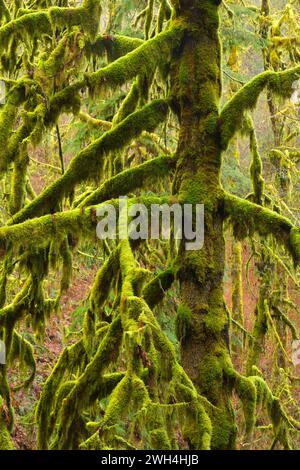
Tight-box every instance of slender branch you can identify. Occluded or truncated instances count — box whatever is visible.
[56,124,65,175]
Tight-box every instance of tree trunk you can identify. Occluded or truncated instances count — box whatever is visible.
[171,0,237,449]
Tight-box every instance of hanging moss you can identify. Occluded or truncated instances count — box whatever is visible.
[0,1,10,24]
[8,331,36,390]
[59,237,73,293]
[144,0,154,40]
[89,248,120,317]
[0,93,21,174]
[247,117,265,205]
[0,0,101,53]
[9,150,29,215]
[57,316,123,449]
[0,11,50,53]
[49,0,101,40]
[36,338,86,449]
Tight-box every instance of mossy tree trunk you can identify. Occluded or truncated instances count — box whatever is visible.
[170,0,236,449]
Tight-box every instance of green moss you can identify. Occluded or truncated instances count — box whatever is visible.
[0,0,10,23]
[56,238,72,293]
[246,284,269,375]
[0,11,50,53]
[86,34,144,62]
[57,316,123,449]
[249,375,294,449]
[0,0,101,53]
[144,0,154,40]
[8,331,36,390]
[0,397,14,450]
[175,304,192,344]
[248,120,265,204]
[9,150,29,215]
[89,248,120,317]
[36,339,86,449]
[234,374,256,437]
[40,34,69,78]
[112,80,140,126]
[49,0,101,40]
[290,227,300,265]
[0,97,20,174]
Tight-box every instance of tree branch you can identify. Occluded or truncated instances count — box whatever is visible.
[219,65,300,151]
[1,196,170,252]
[0,0,101,52]
[78,155,176,208]
[8,100,169,225]
[224,192,300,264]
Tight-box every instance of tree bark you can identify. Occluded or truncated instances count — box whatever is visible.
[170,0,237,449]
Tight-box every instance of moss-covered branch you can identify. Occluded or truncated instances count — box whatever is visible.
[224,193,300,264]
[142,268,175,309]
[37,19,185,129]
[0,0,101,53]
[219,65,300,151]
[0,196,170,253]
[85,34,144,62]
[78,155,175,208]
[0,0,10,23]
[86,19,186,92]
[8,100,169,225]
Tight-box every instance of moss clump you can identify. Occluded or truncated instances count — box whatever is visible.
[0,397,14,450]
[175,304,192,343]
